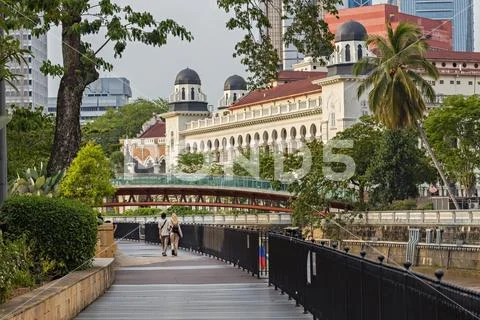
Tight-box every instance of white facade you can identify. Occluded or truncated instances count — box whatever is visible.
[159,21,480,172]
[5,29,48,110]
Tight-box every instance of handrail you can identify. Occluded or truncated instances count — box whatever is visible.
[269,232,480,319]
[105,213,292,225]
[112,175,290,192]
[351,210,480,225]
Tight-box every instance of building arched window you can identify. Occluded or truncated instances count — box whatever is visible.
[181,88,185,100]
[191,88,195,100]
[225,93,229,102]
[233,93,237,102]
[345,44,351,62]
[357,45,363,60]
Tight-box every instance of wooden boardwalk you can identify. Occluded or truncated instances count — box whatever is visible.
[76,241,312,320]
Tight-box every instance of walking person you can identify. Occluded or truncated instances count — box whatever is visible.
[169,213,183,256]
[158,213,170,256]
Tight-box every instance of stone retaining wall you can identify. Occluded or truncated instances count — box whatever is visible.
[0,258,115,320]
[342,240,480,271]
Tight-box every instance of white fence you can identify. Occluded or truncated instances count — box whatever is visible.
[353,210,480,225]
[106,213,292,225]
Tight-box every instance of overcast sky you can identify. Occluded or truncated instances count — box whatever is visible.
[47,0,246,105]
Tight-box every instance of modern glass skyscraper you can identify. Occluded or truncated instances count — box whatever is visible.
[348,0,372,8]
[397,0,473,52]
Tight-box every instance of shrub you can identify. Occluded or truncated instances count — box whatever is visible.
[0,234,35,304]
[123,208,163,216]
[387,199,418,210]
[59,142,115,207]
[0,196,98,277]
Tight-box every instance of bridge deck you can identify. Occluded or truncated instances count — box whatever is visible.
[76,241,311,320]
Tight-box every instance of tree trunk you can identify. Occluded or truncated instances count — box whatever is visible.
[416,122,460,210]
[47,18,98,175]
[358,184,365,205]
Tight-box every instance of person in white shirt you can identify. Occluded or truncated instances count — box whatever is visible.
[158,213,171,256]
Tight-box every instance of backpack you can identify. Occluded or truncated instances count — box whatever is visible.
[171,224,179,234]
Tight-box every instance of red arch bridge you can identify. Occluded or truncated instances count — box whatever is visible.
[102,175,352,213]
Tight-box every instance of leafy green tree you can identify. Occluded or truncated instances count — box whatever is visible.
[366,129,436,205]
[82,99,168,155]
[289,140,353,236]
[354,22,459,209]
[59,142,115,206]
[424,96,480,196]
[177,153,205,174]
[333,116,382,206]
[1,1,192,174]
[7,107,54,181]
[218,0,341,87]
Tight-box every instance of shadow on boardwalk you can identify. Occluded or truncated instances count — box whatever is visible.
[76,241,311,320]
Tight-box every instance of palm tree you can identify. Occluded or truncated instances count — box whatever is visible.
[353,22,460,209]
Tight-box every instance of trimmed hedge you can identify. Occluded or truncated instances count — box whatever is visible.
[0,196,98,276]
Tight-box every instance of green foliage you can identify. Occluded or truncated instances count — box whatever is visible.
[218,0,341,88]
[386,199,418,210]
[0,234,35,304]
[9,163,63,197]
[59,142,115,206]
[289,140,354,232]
[177,153,205,174]
[333,116,382,205]
[208,163,225,176]
[7,107,55,181]
[0,196,98,277]
[367,129,436,205]
[354,22,439,129]
[0,34,29,87]
[123,208,163,216]
[424,95,480,196]
[110,151,124,175]
[82,99,169,155]
[165,206,211,216]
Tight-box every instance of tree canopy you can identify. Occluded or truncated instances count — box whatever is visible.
[59,142,115,207]
[332,116,382,205]
[366,129,436,205]
[82,98,168,155]
[354,21,459,209]
[424,95,480,196]
[7,108,54,181]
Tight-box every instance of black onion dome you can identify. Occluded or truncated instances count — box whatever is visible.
[335,20,367,42]
[175,68,201,85]
[224,75,247,91]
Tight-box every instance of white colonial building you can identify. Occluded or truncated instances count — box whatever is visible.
[123,20,480,174]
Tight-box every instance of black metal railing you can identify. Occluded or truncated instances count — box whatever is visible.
[181,225,262,277]
[113,222,140,240]
[144,222,160,244]
[268,233,480,320]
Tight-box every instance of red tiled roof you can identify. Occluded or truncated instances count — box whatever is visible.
[139,120,166,138]
[229,75,325,110]
[426,51,480,62]
[277,70,327,82]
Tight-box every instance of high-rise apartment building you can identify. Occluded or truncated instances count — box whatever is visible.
[5,29,48,109]
[47,77,132,123]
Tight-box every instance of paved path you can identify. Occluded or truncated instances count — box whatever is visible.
[76,241,311,320]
